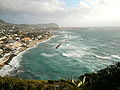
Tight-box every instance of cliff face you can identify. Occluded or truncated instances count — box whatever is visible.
[0,62,120,90]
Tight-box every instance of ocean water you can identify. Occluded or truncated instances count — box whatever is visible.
[0,27,120,80]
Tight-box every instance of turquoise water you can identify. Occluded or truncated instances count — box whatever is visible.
[1,28,120,80]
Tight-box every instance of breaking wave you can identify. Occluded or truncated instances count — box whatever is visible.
[41,53,57,57]
[93,54,111,60]
[111,55,120,59]
[62,51,87,58]
[0,52,23,77]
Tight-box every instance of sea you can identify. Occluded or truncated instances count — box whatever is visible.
[0,27,120,80]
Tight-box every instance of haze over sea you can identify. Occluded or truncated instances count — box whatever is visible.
[0,27,120,80]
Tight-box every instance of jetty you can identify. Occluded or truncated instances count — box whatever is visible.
[55,33,70,49]
[55,43,62,49]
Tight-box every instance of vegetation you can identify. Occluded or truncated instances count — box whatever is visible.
[79,62,120,90]
[0,62,120,90]
[0,77,79,90]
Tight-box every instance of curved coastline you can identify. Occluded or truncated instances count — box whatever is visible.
[0,35,55,77]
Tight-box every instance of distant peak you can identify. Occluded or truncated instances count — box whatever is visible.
[47,23,59,27]
[0,19,6,23]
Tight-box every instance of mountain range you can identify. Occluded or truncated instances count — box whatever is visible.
[0,19,59,33]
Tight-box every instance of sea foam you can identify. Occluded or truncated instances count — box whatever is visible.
[93,54,112,60]
[111,55,120,59]
[0,52,23,76]
[41,53,57,57]
[62,50,87,58]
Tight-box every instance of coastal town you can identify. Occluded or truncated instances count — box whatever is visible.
[0,19,59,67]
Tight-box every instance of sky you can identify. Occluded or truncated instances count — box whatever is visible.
[0,0,120,27]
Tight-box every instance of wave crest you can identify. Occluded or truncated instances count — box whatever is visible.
[41,53,57,57]
[111,55,120,59]
[62,51,87,58]
[93,54,111,60]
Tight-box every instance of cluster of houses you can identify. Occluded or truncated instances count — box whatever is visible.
[0,30,48,59]
[0,19,59,66]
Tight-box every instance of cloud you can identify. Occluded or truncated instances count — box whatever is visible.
[0,0,66,24]
[0,0,65,14]
[0,0,120,27]
[60,0,120,27]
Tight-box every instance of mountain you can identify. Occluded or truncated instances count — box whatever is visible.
[0,19,6,23]
[33,23,59,28]
[41,23,59,28]
[0,19,59,32]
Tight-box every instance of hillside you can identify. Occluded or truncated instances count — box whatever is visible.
[0,62,120,90]
[0,19,59,33]
[0,19,6,23]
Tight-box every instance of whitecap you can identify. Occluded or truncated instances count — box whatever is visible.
[93,54,111,60]
[17,70,24,74]
[62,51,87,58]
[41,53,57,57]
[66,44,71,47]
[65,44,77,49]
[111,55,120,59]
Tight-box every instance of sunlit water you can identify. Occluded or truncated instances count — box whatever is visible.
[0,27,120,80]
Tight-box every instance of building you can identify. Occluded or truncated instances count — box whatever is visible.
[0,49,3,55]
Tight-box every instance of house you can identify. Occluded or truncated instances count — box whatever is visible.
[0,49,3,54]
[16,37,20,41]
[38,35,42,40]
[22,37,31,42]
[0,36,7,40]
[6,41,22,49]
[8,40,16,43]
[0,41,3,44]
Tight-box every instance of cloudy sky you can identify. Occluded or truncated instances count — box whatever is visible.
[0,0,120,27]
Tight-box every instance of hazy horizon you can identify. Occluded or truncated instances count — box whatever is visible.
[0,0,120,27]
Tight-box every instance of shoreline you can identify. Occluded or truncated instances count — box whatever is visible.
[0,34,53,68]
